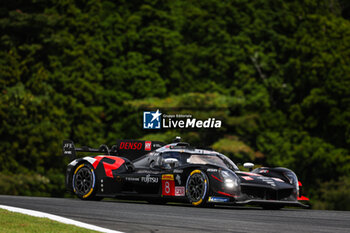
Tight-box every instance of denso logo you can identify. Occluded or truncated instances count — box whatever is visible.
[119,142,142,150]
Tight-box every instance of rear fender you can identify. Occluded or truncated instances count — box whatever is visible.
[65,158,85,192]
[65,156,127,192]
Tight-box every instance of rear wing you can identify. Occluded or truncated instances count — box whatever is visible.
[62,139,165,161]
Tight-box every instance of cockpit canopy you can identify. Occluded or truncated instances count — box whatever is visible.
[133,150,239,171]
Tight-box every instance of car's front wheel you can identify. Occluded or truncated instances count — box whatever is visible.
[73,163,101,201]
[186,170,209,207]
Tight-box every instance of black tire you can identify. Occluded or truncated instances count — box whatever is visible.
[72,163,99,200]
[186,170,209,207]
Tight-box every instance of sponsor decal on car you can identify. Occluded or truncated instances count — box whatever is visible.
[173,169,183,173]
[126,177,140,182]
[208,196,230,203]
[162,174,175,196]
[153,143,163,148]
[141,174,159,183]
[162,174,174,180]
[63,143,73,154]
[175,186,185,196]
[176,174,181,185]
[119,142,143,150]
[145,141,152,151]
[207,168,218,172]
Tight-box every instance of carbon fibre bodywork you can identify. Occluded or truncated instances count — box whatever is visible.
[64,140,309,208]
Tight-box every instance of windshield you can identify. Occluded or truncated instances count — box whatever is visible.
[187,153,239,171]
[217,153,239,171]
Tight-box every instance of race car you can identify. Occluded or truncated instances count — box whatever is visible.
[63,137,309,209]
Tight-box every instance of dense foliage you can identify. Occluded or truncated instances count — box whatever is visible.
[1,0,350,209]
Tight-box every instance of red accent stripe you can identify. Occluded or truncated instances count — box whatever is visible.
[92,156,103,169]
[298,196,309,201]
[211,174,223,182]
[298,181,302,187]
[92,156,125,178]
[217,191,234,197]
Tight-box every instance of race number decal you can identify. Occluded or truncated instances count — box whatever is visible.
[162,174,175,196]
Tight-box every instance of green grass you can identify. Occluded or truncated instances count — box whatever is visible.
[0,209,100,233]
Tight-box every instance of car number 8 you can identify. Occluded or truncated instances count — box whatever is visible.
[164,181,170,194]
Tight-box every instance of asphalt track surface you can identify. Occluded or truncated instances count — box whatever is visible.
[1,195,350,233]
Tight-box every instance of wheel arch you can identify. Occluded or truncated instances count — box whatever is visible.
[66,157,99,193]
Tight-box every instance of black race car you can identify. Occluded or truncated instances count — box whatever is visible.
[63,137,309,208]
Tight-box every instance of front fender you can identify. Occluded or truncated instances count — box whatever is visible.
[252,167,299,198]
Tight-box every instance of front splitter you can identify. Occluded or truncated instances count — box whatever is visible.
[235,199,309,208]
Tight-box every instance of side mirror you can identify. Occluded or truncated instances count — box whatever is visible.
[243,162,254,171]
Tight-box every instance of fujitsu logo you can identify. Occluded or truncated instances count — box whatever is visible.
[141,174,158,183]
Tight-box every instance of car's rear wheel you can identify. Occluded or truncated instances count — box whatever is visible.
[186,170,209,207]
[73,163,101,201]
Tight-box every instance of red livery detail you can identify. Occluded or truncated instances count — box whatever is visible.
[239,172,260,176]
[298,181,302,187]
[162,174,175,196]
[259,170,269,173]
[145,141,152,151]
[298,196,309,201]
[92,156,125,178]
[242,176,254,181]
[119,142,142,150]
[217,191,235,197]
[211,174,223,182]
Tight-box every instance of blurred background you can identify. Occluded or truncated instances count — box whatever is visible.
[1,0,350,210]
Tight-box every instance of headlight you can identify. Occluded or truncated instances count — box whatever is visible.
[221,170,239,189]
[284,171,299,196]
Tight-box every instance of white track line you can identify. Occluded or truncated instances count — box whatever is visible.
[0,205,124,233]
